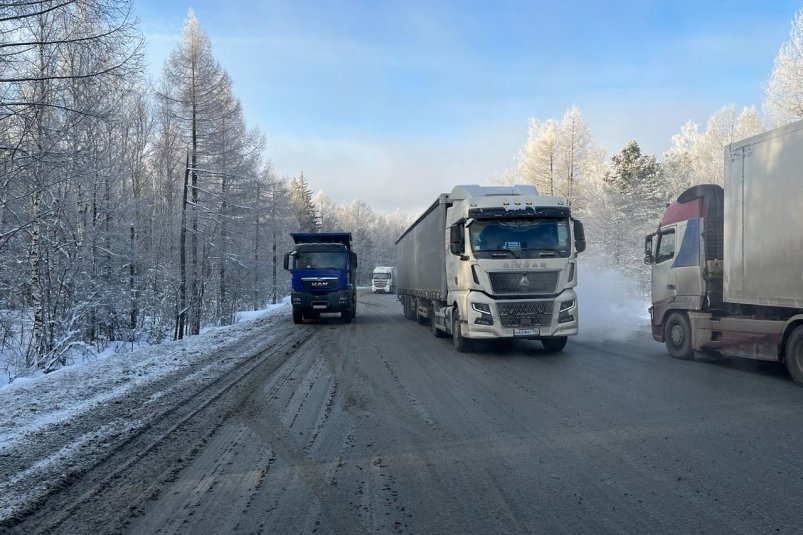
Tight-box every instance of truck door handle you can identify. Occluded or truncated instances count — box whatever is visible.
[667,284,676,290]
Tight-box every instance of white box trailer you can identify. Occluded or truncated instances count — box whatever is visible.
[725,121,803,309]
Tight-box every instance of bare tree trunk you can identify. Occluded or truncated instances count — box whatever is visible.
[129,224,136,339]
[190,63,200,335]
[272,225,277,305]
[176,150,189,340]
[253,182,260,310]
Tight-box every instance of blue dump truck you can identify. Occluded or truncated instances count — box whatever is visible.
[283,232,358,324]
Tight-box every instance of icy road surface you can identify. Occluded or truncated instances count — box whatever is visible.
[3,290,803,534]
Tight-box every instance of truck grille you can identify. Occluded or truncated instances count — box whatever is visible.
[497,302,554,328]
[301,277,338,290]
[374,281,387,287]
[488,271,559,295]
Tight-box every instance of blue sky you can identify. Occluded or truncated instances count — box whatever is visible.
[136,0,800,214]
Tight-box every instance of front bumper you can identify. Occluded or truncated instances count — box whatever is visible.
[291,288,353,313]
[463,290,578,340]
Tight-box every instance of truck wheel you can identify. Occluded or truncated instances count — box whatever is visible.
[292,310,303,324]
[664,312,693,360]
[343,309,353,324]
[785,326,803,385]
[452,310,471,353]
[541,337,567,352]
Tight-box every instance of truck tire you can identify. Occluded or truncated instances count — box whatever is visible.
[541,336,567,352]
[785,325,803,385]
[664,312,693,360]
[343,309,353,324]
[292,310,303,324]
[452,310,471,353]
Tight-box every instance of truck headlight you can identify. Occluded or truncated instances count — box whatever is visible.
[559,299,575,324]
[471,302,493,326]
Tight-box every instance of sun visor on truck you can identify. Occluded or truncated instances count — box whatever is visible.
[468,206,570,219]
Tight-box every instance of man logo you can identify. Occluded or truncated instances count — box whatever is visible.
[518,275,530,288]
[311,281,328,287]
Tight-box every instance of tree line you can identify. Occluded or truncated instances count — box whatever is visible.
[0,5,405,379]
[507,9,803,288]
[3,3,803,380]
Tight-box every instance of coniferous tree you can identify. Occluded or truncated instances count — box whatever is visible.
[289,172,319,232]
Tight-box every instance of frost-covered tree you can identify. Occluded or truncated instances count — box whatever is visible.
[313,190,338,231]
[596,141,664,283]
[159,10,234,336]
[289,172,319,232]
[517,106,599,207]
[557,106,594,206]
[335,200,376,284]
[518,119,559,195]
[764,9,803,126]
[662,105,762,193]
[0,0,143,368]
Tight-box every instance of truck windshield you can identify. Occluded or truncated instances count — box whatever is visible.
[373,273,391,279]
[294,252,346,269]
[470,218,571,258]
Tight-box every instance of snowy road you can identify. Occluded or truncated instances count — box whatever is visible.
[5,290,803,534]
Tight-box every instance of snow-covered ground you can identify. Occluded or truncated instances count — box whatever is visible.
[0,299,291,522]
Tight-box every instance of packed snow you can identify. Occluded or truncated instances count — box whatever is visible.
[0,299,290,522]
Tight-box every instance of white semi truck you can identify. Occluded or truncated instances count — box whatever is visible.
[371,266,397,293]
[644,120,803,384]
[396,184,586,352]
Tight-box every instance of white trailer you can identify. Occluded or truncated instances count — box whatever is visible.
[645,120,803,383]
[396,185,586,352]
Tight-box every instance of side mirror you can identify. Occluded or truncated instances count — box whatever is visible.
[350,251,358,269]
[449,224,464,256]
[644,235,654,264]
[573,219,586,254]
[283,253,290,271]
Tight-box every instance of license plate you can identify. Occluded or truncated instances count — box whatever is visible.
[514,328,539,336]
[312,304,328,309]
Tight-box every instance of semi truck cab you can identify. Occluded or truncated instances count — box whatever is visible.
[371,266,397,293]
